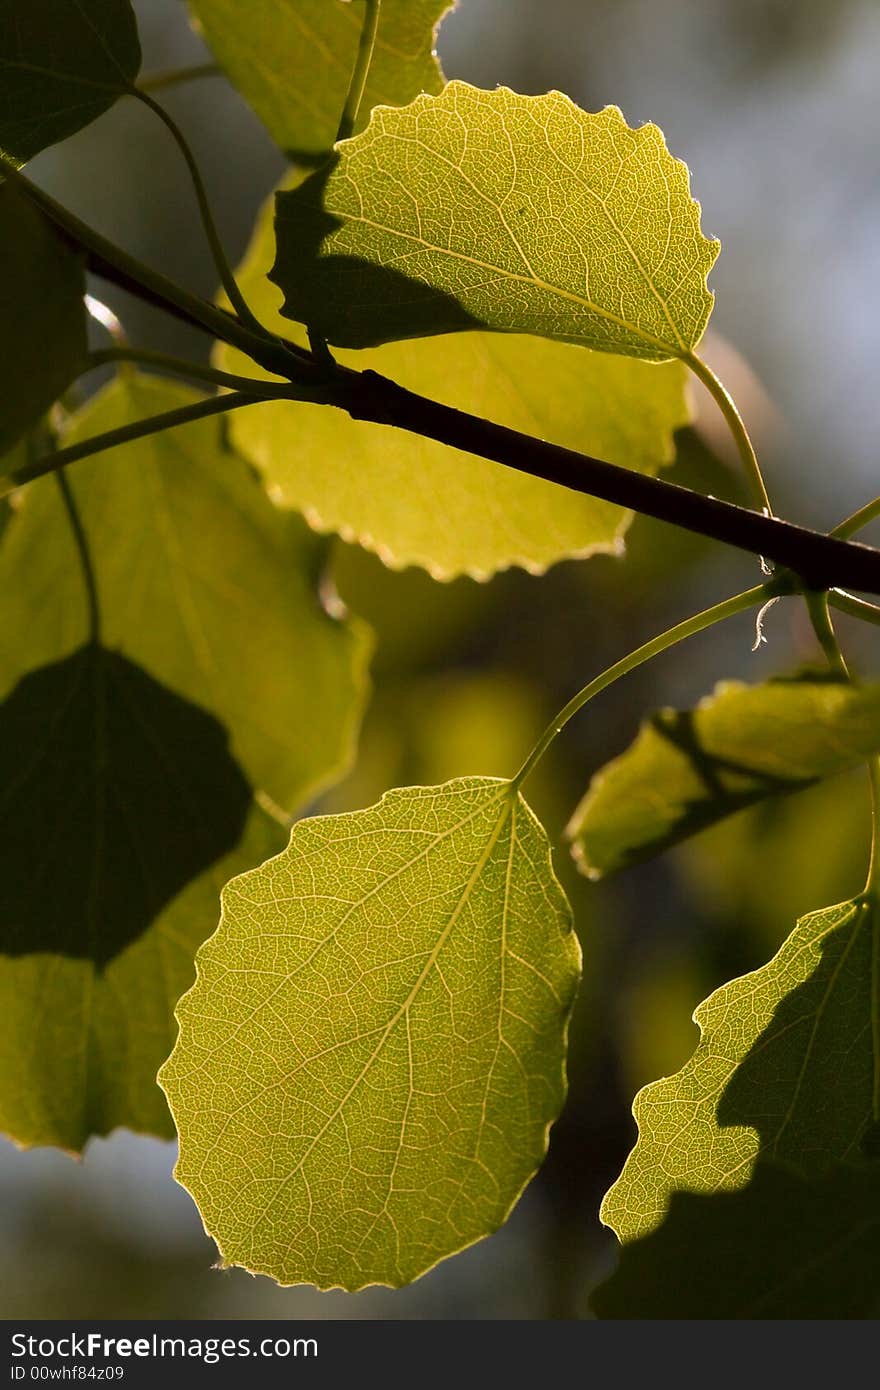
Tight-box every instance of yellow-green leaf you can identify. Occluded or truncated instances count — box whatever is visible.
[0,0,140,166]
[189,0,452,162]
[569,677,880,878]
[601,894,880,1243]
[220,189,690,579]
[272,83,718,354]
[161,777,580,1290]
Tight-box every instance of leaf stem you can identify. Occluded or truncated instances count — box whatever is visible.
[832,496,880,540]
[4,392,278,493]
[138,63,221,94]
[337,0,382,142]
[86,346,294,398]
[511,581,777,790]
[684,350,773,517]
[133,88,266,337]
[56,470,100,643]
[805,589,851,679]
[829,591,880,628]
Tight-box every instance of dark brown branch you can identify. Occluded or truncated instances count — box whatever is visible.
[332,369,880,595]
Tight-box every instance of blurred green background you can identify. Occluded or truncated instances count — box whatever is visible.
[3,0,879,1319]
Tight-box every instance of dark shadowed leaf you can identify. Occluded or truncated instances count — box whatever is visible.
[0,0,140,165]
[0,184,87,454]
[594,1160,880,1319]
[0,644,250,966]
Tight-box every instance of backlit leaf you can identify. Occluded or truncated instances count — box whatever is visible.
[601,893,880,1243]
[220,189,690,579]
[593,1160,880,1319]
[272,83,718,354]
[0,184,87,454]
[0,0,140,166]
[568,676,880,878]
[161,777,580,1290]
[189,0,452,162]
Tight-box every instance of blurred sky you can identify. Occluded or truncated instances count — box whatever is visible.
[4,0,880,1320]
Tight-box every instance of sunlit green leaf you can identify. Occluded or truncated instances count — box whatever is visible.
[161,777,580,1290]
[272,83,717,353]
[601,893,880,1242]
[221,189,689,578]
[594,1160,880,1319]
[189,0,452,162]
[0,372,369,1148]
[0,185,87,454]
[568,676,880,878]
[0,0,140,165]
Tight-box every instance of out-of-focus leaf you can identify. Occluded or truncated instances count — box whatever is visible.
[161,777,580,1289]
[189,0,452,162]
[568,676,880,878]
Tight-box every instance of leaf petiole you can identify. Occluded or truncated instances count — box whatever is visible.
[684,350,773,518]
[86,346,293,398]
[832,495,880,540]
[511,580,782,791]
[56,470,100,643]
[133,88,268,338]
[337,0,382,143]
[3,391,293,493]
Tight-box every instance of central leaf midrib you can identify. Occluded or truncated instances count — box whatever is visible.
[325,208,677,357]
[246,792,515,1228]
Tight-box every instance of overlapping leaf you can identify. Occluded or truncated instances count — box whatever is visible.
[161,777,580,1290]
[601,894,880,1243]
[594,1159,880,1319]
[272,83,718,353]
[220,190,689,578]
[569,676,880,877]
[0,0,140,165]
[2,374,371,808]
[0,373,369,1148]
[0,185,87,454]
[189,0,452,162]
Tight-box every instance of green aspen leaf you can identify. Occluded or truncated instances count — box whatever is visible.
[219,190,690,579]
[0,0,140,166]
[601,893,880,1243]
[568,676,880,878]
[0,373,368,1149]
[272,82,718,354]
[189,0,452,162]
[1,373,371,810]
[0,184,87,454]
[160,777,581,1290]
[593,1160,880,1319]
